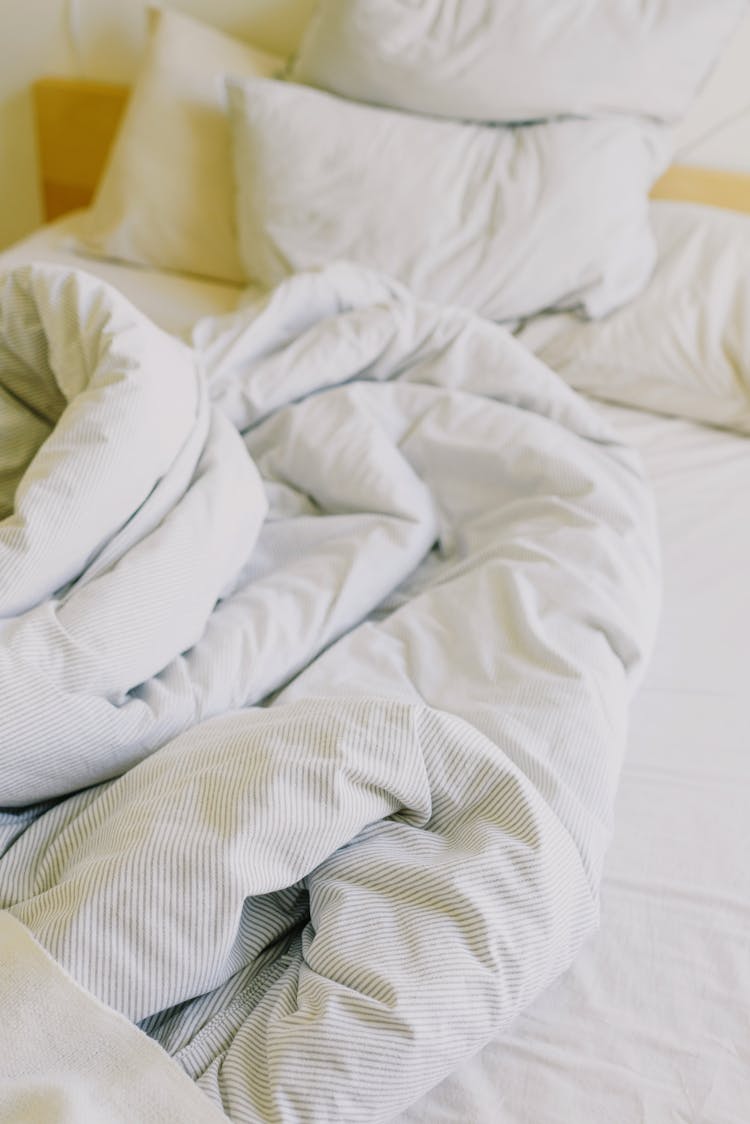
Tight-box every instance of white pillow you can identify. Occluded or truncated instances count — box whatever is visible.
[292,0,747,124]
[74,9,282,283]
[517,202,750,434]
[227,78,669,322]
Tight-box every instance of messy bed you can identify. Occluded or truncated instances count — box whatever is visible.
[1,3,749,1122]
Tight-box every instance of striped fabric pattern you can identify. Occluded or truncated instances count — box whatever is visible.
[0,262,660,1121]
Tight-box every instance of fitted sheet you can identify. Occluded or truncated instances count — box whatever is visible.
[403,404,750,1122]
[0,214,246,338]
[1,223,747,1122]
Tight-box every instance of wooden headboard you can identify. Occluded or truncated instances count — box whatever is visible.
[33,78,130,220]
[650,164,750,213]
[33,77,750,220]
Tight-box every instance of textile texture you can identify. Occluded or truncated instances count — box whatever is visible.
[0,262,659,1122]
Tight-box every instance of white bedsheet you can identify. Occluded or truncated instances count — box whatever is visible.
[1,225,747,1122]
[403,404,750,1122]
[0,214,245,337]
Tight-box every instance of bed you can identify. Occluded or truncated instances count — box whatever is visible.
[2,5,749,1122]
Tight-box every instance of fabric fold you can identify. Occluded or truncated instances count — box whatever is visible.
[0,261,660,1122]
[0,912,230,1123]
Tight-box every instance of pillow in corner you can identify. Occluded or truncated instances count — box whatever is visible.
[291,0,748,124]
[73,8,283,284]
[226,77,671,322]
[516,201,750,434]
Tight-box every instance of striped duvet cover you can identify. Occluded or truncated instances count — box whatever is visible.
[0,262,659,1122]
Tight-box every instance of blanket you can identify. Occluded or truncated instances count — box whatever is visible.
[0,262,659,1122]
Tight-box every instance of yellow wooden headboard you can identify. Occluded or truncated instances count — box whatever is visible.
[650,164,750,213]
[33,78,130,220]
[33,77,750,220]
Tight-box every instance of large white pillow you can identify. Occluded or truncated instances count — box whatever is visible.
[74,9,282,283]
[227,78,669,322]
[517,202,750,434]
[292,0,747,124]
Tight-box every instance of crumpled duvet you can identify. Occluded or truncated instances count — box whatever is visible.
[0,262,660,1123]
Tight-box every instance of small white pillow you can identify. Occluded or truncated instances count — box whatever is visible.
[74,9,282,283]
[227,78,669,322]
[517,202,750,434]
[292,0,747,124]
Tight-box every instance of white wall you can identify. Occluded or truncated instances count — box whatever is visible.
[0,0,748,251]
[0,0,76,249]
[63,0,316,82]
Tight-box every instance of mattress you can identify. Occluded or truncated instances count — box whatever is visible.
[1,221,747,1123]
